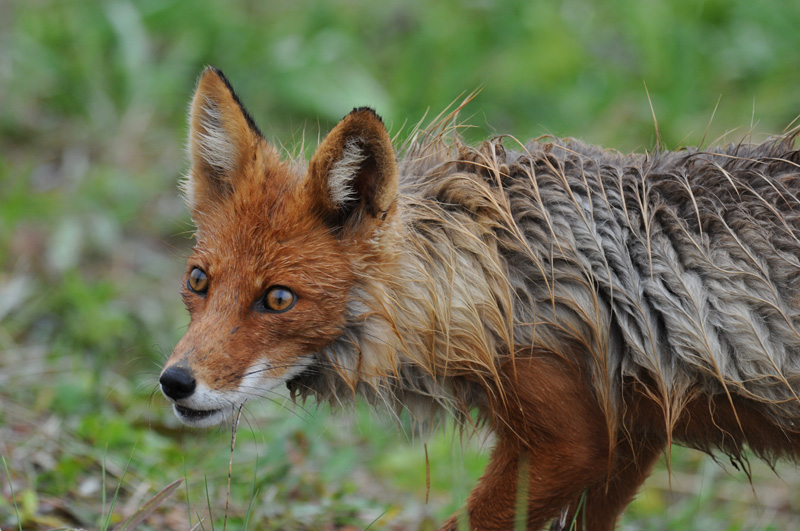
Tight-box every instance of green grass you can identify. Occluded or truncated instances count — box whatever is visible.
[3,0,800,529]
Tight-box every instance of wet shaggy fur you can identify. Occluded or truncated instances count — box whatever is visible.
[305,130,800,422]
[162,67,800,530]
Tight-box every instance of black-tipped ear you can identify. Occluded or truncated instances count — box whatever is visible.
[306,107,398,227]
[184,67,262,212]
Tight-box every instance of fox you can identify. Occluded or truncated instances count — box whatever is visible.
[159,66,800,530]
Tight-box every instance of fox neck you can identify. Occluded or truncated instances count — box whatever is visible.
[289,141,612,423]
[290,194,517,422]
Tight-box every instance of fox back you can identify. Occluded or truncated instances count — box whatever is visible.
[160,67,800,530]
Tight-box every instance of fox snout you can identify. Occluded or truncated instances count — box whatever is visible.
[158,358,239,427]
[159,365,197,401]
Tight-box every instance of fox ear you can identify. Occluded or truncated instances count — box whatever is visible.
[307,107,398,228]
[184,66,262,212]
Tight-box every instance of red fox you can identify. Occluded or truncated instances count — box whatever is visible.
[160,66,800,530]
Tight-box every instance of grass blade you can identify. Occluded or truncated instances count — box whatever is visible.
[184,458,192,529]
[102,448,107,530]
[204,474,215,531]
[569,490,587,530]
[242,455,259,531]
[363,508,389,530]
[111,478,184,531]
[223,406,242,531]
[2,456,23,531]
[102,446,135,531]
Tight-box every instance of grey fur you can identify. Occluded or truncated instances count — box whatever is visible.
[293,130,800,435]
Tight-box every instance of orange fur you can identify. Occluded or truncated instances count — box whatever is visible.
[160,67,800,529]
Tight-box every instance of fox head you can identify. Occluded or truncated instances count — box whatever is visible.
[159,67,398,426]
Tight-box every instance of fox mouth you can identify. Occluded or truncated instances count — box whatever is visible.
[173,404,226,426]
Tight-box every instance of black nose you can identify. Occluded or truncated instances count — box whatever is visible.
[160,365,197,401]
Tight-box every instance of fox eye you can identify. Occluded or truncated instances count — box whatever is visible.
[260,286,296,313]
[187,267,208,295]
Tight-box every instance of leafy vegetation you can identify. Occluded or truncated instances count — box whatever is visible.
[2,0,800,528]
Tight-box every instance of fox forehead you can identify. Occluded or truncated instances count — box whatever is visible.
[191,231,350,291]
[189,147,308,227]
[191,200,351,290]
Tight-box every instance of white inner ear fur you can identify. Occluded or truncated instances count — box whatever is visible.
[328,137,367,207]
[178,170,197,210]
[194,95,237,176]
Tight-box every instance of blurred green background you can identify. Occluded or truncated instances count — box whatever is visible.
[2,0,800,529]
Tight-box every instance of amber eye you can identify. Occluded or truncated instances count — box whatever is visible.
[260,286,296,313]
[187,267,208,295]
